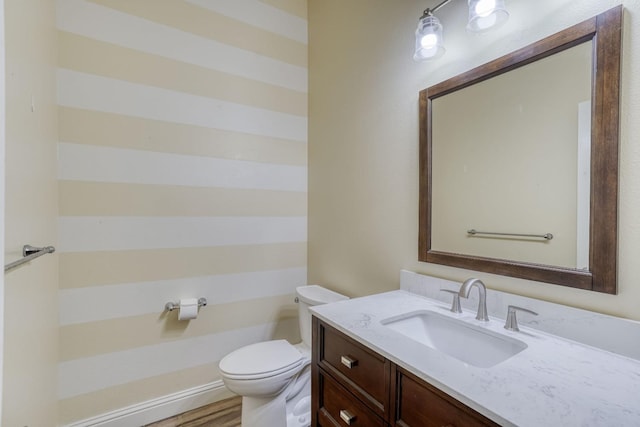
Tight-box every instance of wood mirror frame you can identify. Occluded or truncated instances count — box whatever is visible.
[418,6,622,294]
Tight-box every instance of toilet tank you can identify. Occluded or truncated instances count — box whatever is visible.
[296,285,348,348]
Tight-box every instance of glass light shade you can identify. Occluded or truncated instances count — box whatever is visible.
[467,0,509,33]
[414,15,445,61]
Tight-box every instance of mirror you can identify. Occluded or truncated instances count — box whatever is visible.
[431,41,593,271]
[418,6,622,293]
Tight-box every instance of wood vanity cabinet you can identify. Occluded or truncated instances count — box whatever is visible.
[311,317,500,427]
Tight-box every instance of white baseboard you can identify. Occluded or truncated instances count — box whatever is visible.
[64,380,235,427]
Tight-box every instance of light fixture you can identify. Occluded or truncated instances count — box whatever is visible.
[467,0,509,32]
[413,0,509,62]
[413,12,445,61]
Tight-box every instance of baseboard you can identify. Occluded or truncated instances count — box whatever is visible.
[64,380,235,427]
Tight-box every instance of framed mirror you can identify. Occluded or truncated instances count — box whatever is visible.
[418,6,622,293]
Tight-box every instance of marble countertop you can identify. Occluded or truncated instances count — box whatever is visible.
[310,290,640,427]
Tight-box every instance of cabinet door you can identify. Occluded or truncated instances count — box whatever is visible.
[317,368,387,427]
[392,366,500,427]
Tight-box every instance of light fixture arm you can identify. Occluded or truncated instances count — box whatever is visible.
[424,0,455,17]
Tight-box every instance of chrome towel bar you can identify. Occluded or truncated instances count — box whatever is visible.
[467,229,553,240]
[4,244,56,272]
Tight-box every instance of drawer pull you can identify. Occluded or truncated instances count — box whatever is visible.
[340,355,358,369]
[339,409,356,425]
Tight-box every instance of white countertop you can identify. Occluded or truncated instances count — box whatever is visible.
[310,290,640,427]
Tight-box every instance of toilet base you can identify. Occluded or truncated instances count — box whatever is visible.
[286,395,311,427]
[241,394,287,427]
[239,366,311,427]
[240,395,311,427]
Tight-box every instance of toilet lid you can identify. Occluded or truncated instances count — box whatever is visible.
[219,340,304,379]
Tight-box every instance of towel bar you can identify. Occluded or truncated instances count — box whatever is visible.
[467,229,553,240]
[4,244,55,273]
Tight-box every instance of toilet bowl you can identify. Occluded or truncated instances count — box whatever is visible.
[219,285,348,427]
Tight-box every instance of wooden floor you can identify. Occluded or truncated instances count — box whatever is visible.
[145,396,242,427]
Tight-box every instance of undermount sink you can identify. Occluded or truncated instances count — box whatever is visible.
[381,310,527,368]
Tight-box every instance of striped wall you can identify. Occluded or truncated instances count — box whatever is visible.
[56,0,308,424]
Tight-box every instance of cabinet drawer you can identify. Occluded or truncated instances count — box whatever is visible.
[317,368,387,427]
[317,321,390,417]
[393,367,500,427]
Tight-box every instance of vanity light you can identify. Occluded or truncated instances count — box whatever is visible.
[414,13,445,61]
[413,0,509,62]
[467,0,509,32]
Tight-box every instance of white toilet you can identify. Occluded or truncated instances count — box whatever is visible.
[219,285,348,427]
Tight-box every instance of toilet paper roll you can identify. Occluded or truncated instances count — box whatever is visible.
[178,298,199,320]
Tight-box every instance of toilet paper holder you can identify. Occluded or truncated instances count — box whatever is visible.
[165,297,208,312]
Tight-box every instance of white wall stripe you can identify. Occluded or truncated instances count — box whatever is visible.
[58,320,295,399]
[185,0,307,44]
[56,0,307,92]
[59,267,307,326]
[58,216,307,253]
[57,69,307,142]
[58,143,307,192]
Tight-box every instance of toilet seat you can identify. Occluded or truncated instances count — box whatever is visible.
[220,340,304,380]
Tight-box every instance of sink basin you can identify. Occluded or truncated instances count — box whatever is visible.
[381,310,527,368]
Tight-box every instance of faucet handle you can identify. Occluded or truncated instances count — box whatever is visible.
[504,305,538,332]
[440,289,462,313]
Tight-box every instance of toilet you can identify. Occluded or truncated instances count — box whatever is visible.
[219,285,348,427]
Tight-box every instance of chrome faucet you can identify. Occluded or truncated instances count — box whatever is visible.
[458,278,489,321]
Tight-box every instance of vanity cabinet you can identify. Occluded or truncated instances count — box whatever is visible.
[312,316,391,426]
[311,317,500,427]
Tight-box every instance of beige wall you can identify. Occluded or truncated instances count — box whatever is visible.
[3,0,59,425]
[56,0,307,423]
[308,0,640,320]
